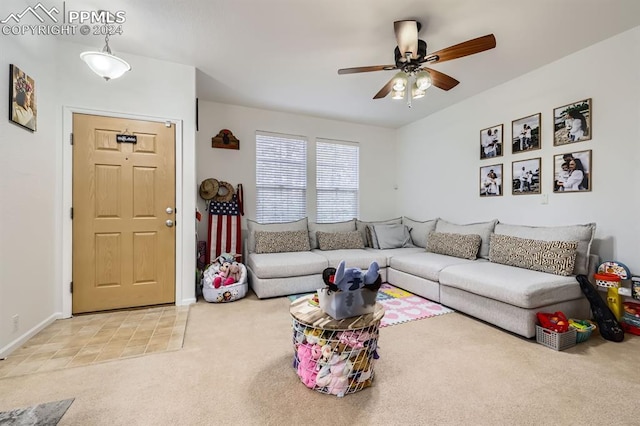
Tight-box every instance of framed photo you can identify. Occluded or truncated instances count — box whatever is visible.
[553,98,591,146]
[512,157,541,195]
[480,163,503,197]
[553,150,592,193]
[9,64,37,132]
[480,124,503,159]
[512,113,540,154]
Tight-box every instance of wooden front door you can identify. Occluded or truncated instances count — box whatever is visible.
[72,114,176,314]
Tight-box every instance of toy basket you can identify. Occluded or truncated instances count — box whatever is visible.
[535,325,576,351]
[201,262,248,302]
[291,317,380,397]
[569,319,596,343]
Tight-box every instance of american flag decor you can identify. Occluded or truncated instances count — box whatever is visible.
[207,190,243,263]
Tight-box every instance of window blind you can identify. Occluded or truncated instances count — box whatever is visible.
[316,139,359,223]
[255,132,307,223]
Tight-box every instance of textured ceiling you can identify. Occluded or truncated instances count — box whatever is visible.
[59,0,640,128]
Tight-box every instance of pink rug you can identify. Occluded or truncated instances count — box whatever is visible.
[377,283,454,327]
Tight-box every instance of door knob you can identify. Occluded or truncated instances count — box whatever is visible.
[165,220,174,227]
[166,207,174,214]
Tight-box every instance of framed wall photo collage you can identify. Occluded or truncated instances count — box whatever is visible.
[479,98,592,196]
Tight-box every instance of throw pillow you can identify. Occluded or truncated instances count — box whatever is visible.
[435,219,498,259]
[489,234,578,276]
[493,222,595,276]
[426,231,482,260]
[254,230,311,254]
[247,217,308,253]
[307,219,356,249]
[316,231,365,251]
[372,223,414,249]
[356,217,402,247]
[402,217,438,248]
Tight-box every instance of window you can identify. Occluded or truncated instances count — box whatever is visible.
[316,139,359,223]
[255,132,307,223]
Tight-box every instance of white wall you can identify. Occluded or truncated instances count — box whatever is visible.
[0,2,59,354]
[195,102,398,240]
[396,27,640,273]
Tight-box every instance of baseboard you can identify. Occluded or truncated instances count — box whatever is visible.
[178,297,197,306]
[0,313,62,359]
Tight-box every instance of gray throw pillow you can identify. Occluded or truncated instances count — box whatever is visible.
[402,217,438,248]
[373,224,414,249]
[356,217,402,247]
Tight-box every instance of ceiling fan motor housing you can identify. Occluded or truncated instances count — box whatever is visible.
[394,40,427,70]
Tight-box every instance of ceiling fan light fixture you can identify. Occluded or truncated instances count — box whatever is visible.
[391,90,405,100]
[80,34,131,81]
[415,70,432,91]
[392,72,408,91]
[412,85,426,99]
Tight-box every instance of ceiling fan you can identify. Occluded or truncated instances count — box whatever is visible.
[338,20,496,103]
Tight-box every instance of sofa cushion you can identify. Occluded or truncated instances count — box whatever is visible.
[356,217,402,247]
[389,251,478,282]
[247,251,327,279]
[489,234,578,276]
[435,219,497,259]
[439,262,582,309]
[493,222,595,275]
[366,247,424,267]
[402,217,438,248]
[371,223,414,249]
[426,232,482,260]
[308,219,356,249]
[313,249,387,270]
[247,217,308,254]
[254,230,311,254]
[316,231,364,250]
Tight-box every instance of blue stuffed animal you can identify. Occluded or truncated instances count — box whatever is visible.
[333,260,380,292]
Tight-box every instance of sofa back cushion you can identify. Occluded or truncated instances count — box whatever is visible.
[489,234,578,276]
[402,217,438,248]
[254,230,311,254]
[371,223,414,249]
[247,217,308,253]
[493,222,595,275]
[316,231,365,251]
[435,219,498,259]
[356,217,402,247]
[426,232,482,260]
[308,219,356,249]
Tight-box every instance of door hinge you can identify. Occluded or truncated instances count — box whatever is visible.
[70,207,73,219]
[70,281,73,293]
[164,121,171,128]
[70,133,73,145]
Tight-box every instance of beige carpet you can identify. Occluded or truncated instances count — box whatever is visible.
[0,291,638,426]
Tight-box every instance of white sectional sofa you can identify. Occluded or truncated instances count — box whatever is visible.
[245,217,595,338]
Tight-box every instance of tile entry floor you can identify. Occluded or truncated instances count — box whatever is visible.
[0,305,189,379]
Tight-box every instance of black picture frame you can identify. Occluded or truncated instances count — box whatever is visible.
[553,150,592,193]
[512,157,541,195]
[553,98,592,146]
[512,113,540,154]
[9,64,37,132]
[480,163,503,197]
[480,124,503,160]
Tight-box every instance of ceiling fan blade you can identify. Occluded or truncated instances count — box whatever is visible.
[394,20,419,60]
[373,77,395,99]
[424,68,459,91]
[424,34,496,64]
[338,65,396,75]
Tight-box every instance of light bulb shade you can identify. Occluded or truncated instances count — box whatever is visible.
[80,51,131,81]
[392,72,408,91]
[391,89,405,100]
[412,84,426,99]
[415,70,432,91]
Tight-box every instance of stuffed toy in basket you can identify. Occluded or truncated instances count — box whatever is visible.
[202,258,248,303]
